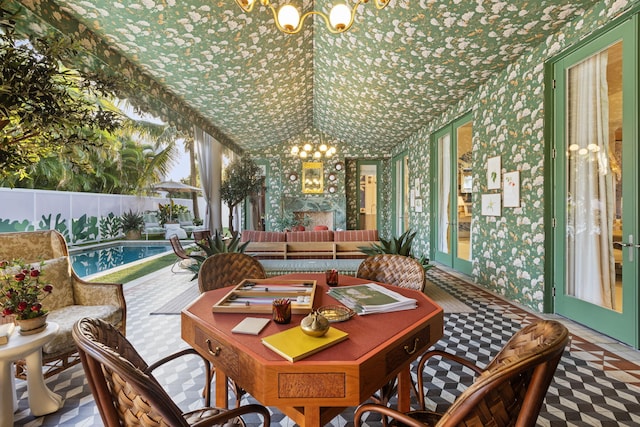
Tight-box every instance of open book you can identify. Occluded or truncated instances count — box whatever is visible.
[327,283,417,315]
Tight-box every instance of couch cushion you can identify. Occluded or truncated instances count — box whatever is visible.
[44,305,123,355]
[240,231,286,242]
[38,257,75,312]
[333,230,379,242]
[285,231,334,242]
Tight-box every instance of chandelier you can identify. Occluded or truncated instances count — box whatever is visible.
[233,0,391,34]
[290,142,336,159]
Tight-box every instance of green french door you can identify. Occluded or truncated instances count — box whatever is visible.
[432,113,473,275]
[552,17,639,347]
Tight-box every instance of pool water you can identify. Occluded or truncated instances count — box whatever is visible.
[71,243,173,278]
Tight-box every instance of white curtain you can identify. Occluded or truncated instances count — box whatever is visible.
[566,52,616,309]
[194,126,223,233]
[437,134,451,252]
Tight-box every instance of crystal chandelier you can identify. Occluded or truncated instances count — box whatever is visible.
[233,0,391,34]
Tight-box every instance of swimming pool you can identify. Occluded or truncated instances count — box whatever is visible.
[70,242,174,278]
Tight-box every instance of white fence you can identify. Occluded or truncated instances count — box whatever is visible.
[0,187,207,245]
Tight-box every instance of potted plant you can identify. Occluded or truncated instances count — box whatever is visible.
[0,259,53,334]
[220,156,263,235]
[120,209,144,240]
[359,229,434,271]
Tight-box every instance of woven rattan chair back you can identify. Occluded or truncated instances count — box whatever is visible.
[356,254,426,292]
[73,317,190,427]
[422,319,569,427]
[198,252,267,293]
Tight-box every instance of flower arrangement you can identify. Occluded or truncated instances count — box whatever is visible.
[0,259,53,320]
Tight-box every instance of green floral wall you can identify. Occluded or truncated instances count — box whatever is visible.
[399,0,639,312]
[249,127,392,233]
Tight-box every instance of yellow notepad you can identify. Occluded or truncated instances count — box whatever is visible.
[262,326,348,362]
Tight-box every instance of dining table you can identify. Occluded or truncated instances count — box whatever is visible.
[181,273,444,427]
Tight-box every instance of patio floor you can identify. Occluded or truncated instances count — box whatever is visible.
[13,264,640,426]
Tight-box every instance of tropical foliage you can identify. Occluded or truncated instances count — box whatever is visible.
[187,230,250,279]
[0,4,125,181]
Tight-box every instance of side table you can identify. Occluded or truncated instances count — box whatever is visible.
[0,322,63,426]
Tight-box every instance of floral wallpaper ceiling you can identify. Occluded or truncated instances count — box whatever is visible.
[21,0,599,153]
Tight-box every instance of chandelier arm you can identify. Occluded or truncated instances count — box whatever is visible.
[234,0,257,13]
[372,0,391,10]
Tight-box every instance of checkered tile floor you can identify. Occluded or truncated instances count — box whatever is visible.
[13,265,640,426]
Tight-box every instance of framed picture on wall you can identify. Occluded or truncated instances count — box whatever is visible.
[415,198,423,213]
[503,171,520,207]
[481,193,501,216]
[487,156,501,190]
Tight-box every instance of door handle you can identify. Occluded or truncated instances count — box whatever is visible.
[613,235,636,263]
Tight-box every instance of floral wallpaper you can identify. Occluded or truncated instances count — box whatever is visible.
[400,0,639,312]
[13,0,600,155]
[10,0,637,314]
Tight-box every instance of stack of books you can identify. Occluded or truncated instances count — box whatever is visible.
[327,283,417,315]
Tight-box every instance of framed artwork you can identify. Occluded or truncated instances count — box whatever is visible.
[487,156,501,189]
[414,178,421,197]
[481,193,501,216]
[503,171,520,207]
[415,198,423,212]
[302,162,323,194]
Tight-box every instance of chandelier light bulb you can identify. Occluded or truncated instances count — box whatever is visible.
[300,151,308,158]
[278,4,301,32]
[329,3,351,30]
[303,143,312,152]
[291,146,299,155]
[314,151,322,159]
[319,144,328,152]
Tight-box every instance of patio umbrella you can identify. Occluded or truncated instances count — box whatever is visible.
[152,180,201,220]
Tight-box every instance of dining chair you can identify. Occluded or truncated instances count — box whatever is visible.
[356,253,426,409]
[169,234,193,273]
[197,252,267,407]
[356,254,426,292]
[193,229,212,245]
[198,252,267,293]
[72,317,271,427]
[354,319,569,427]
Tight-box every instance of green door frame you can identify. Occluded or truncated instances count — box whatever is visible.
[356,159,382,231]
[391,151,408,237]
[546,15,639,347]
[431,113,473,275]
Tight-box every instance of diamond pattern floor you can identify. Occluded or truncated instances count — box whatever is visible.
[12,265,640,426]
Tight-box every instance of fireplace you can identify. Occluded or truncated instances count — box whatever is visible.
[295,211,334,230]
[283,196,346,230]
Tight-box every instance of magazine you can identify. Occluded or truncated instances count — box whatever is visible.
[327,283,417,315]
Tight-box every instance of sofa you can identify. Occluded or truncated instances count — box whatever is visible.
[0,230,126,379]
[240,230,379,260]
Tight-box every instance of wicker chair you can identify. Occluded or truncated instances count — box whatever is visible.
[354,319,570,427]
[198,252,267,293]
[356,254,426,292]
[356,254,426,408]
[73,317,271,427]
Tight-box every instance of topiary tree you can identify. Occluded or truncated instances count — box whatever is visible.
[220,156,262,235]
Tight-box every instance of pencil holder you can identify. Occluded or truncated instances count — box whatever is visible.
[325,269,339,287]
[272,298,291,324]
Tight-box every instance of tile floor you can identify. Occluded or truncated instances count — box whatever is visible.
[12,264,640,426]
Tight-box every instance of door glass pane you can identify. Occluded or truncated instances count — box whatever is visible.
[437,134,451,253]
[393,155,409,234]
[456,122,473,261]
[565,41,622,312]
[403,156,410,232]
[359,164,377,230]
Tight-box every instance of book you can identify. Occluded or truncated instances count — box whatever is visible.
[261,326,348,362]
[231,317,271,335]
[0,323,15,345]
[327,283,417,315]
